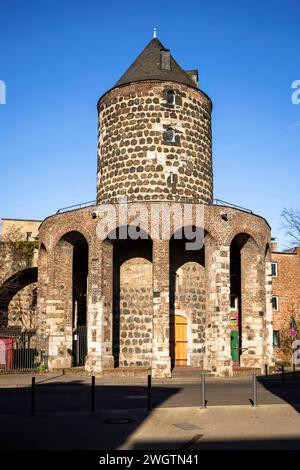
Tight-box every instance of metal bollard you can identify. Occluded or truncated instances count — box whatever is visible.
[147,374,152,412]
[265,364,268,377]
[31,376,36,416]
[91,376,95,413]
[201,372,207,408]
[252,371,257,407]
[281,365,285,384]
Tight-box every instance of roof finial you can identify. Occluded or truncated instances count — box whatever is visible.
[153,27,157,39]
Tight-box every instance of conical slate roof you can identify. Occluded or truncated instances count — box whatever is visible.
[114,37,197,89]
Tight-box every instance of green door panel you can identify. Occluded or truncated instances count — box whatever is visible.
[231,330,239,362]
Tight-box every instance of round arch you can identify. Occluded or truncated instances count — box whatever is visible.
[225,227,263,250]
[0,267,38,328]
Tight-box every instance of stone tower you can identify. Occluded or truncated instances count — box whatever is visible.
[96,37,213,205]
[37,36,273,378]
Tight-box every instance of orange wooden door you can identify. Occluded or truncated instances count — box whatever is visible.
[172,315,188,366]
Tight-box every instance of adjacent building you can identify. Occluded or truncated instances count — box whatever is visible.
[271,243,300,363]
[1,218,41,241]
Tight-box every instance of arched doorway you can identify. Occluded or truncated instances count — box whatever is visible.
[72,236,88,366]
[169,226,205,368]
[54,231,89,367]
[229,233,262,366]
[230,236,242,363]
[105,226,153,368]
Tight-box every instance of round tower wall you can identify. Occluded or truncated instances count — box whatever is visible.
[97,81,212,204]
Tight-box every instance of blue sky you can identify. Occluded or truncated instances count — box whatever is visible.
[0,0,299,248]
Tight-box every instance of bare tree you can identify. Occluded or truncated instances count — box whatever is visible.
[281,207,300,246]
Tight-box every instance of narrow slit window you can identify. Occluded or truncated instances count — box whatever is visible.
[271,262,278,277]
[167,91,175,105]
[273,330,280,347]
[165,128,175,143]
[272,296,279,311]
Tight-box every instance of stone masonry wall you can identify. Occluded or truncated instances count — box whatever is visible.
[38,203,272,376]
[97,81,212,205]
[118,257,153,367]
[8,283,37,330]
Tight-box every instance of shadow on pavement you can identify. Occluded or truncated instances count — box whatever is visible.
[131,437,300,450]
[258,370,300,413]
[0,380,181,450]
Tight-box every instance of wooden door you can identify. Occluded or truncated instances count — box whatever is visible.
[230,330,239,362]
[170,315,188,366]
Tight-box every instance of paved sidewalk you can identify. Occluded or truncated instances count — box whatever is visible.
[0,404,299,450]
[120,404,300,450]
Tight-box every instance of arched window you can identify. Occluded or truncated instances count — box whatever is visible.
[167,90,175,105]
[165,128,175,143]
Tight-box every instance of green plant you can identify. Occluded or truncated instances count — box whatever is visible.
[38,363,46,373]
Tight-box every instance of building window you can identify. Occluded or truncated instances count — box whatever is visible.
[272,296,279,311]
[167,90,175,106]
[230,295,238,310]
[273,330,280,347]
[167,171,178,186]
[164,128,175,143]
[271,262,278,277]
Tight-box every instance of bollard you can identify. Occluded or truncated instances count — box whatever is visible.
[31,376,36,416]
[147,374,152,412]
[281,365,285,384]
[265,364,268,377]
[91,376,95,413]
[252,371,257,407]
[201,372,207,408]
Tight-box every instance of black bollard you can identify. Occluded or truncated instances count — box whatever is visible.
[281,365,285,384]
[31,376,36,416]
[91,376,95,413]
[201,372,207,408]
[147,374,152,412]
[265,364,268,377]
[252,371,257,407]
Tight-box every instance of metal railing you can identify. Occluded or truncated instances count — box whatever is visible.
[54,198,254,216]
[212,199,253,214]
[0,331,48,372]
[56,200,96,214]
